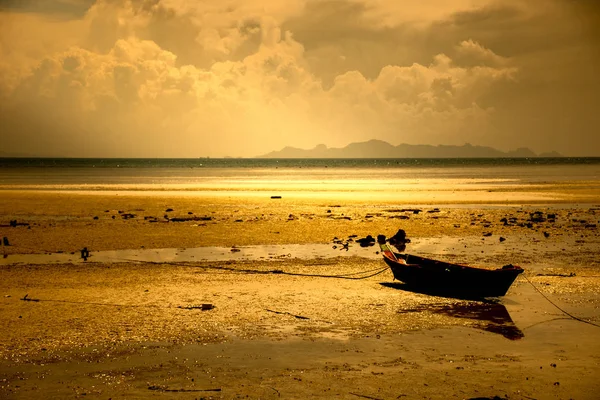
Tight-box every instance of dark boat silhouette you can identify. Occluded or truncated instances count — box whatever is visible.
[379,240,523,298]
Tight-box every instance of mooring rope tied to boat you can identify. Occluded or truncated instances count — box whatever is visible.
[523,275,600,328]
[185,262,391,280]
[272,266,390,280]
[111,257,391,280]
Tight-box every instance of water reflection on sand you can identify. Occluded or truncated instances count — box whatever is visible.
[397,300,524,340]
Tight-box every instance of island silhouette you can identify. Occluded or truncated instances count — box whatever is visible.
[258,140,562,158]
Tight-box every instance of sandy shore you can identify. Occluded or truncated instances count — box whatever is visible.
[1,190,599,254]
[1,191,600,399]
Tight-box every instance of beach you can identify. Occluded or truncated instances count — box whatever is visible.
[1,164,600,399]
[3,0,600,395]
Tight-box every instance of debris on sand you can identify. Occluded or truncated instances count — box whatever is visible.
[385,208,421,214]
[80,247,90,261]
[148,385,221,392]
[6,220,30,228]
[178,304,214,311]
[388,229,411,252]
[356,235,376,247]
[266,309,310,320]
[169,216,208,222]
[20,294,40,302]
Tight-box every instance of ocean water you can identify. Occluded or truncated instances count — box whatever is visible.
[1,157,600,169]
[1,158,599,202]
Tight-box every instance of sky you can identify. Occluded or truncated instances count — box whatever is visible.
[0,0,599,158]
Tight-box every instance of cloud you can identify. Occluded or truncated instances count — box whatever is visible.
[0,0,599,157]
[0,0,95,18]
[0,35,514,156]
[454,39,508,67]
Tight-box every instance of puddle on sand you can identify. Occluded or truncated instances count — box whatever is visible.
[0,237,494,266]
[3,234,590,266]
[0,243,383,266]
[399,302,524,340]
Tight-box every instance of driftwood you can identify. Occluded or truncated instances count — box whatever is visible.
[20,294,40,302]
[169,216,211,222]
[349,393,384,400]
[148,385,221,392]
[177,303,214,311]
[265,309,309,320]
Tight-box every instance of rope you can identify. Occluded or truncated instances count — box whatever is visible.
[21,297,168,309]
[523,275,600,328]
[112,258,391,280]
[271,266,390,280]
[522,317,572,331]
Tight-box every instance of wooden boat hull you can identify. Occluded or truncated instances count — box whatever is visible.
[381,247,523,297]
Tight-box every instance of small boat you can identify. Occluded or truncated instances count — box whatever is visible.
[379,242,523,297]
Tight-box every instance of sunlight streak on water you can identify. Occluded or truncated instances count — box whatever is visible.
[2,163,599,202]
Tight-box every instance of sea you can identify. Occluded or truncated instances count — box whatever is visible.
[1,157,600,202]
[2,157,600,265]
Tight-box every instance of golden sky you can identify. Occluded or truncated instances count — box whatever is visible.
[0,0,598,157]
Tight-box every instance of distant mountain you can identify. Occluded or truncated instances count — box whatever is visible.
[258,140,561,158]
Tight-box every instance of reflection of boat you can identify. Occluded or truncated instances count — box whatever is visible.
[379,242,523,298]
[398,301,524,340]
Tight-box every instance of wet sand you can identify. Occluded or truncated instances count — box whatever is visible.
[1,191,600,399]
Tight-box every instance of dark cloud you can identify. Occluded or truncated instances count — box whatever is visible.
[0,0,95,18]
[282,1,424,85]
[283,0,600,155]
